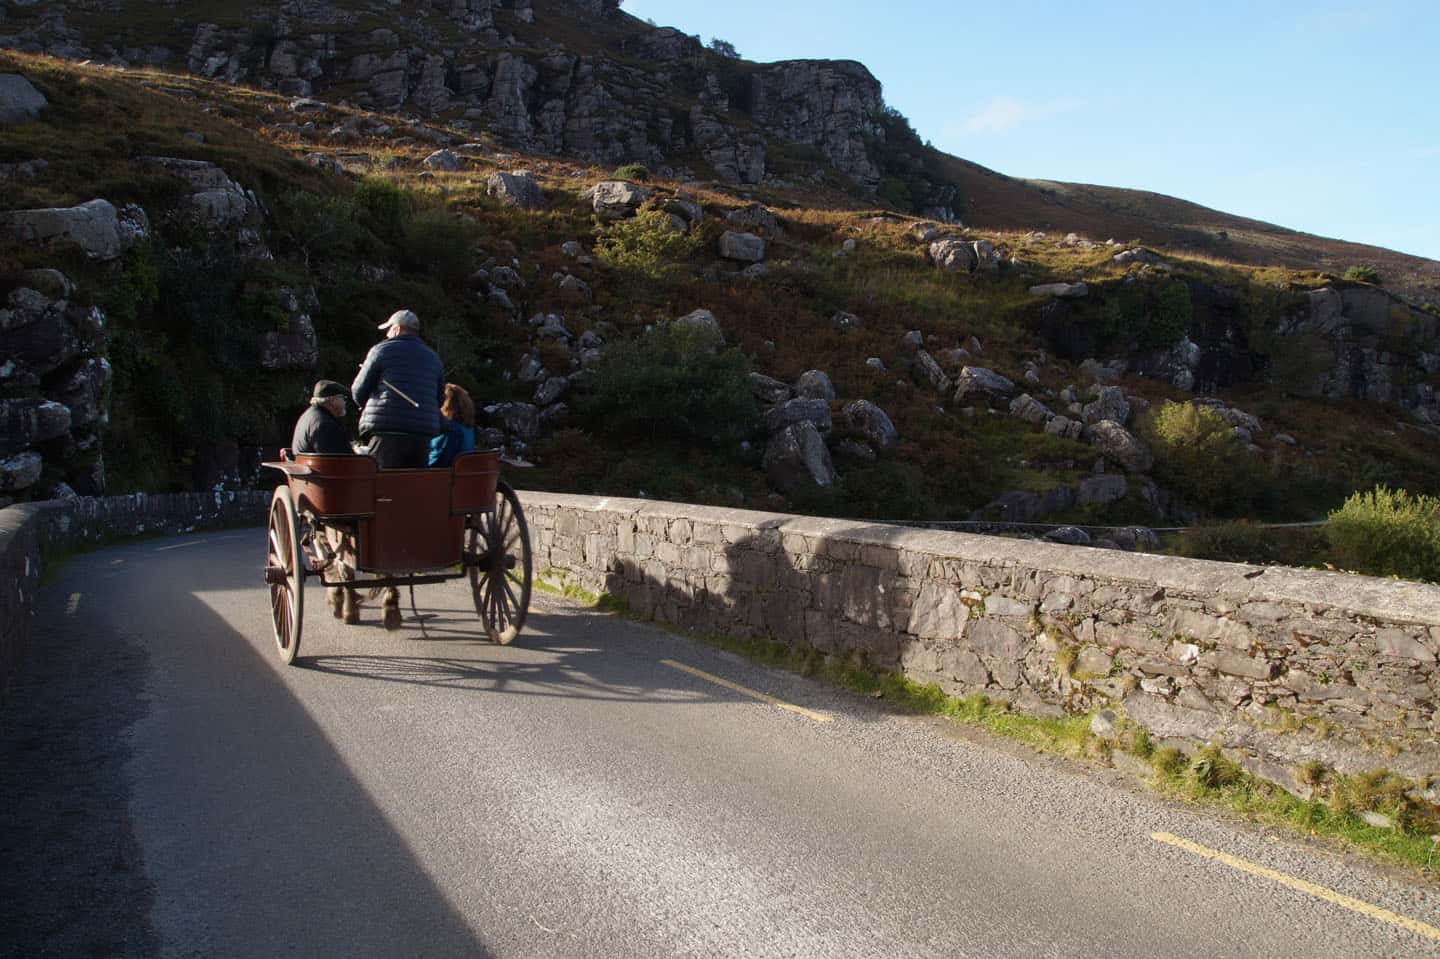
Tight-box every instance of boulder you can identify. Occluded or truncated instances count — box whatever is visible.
[929,238,976,273]
[1082,385,1130,425]
[764,398,832,435]
[561,240,584,257]
[795,370,836,402]
[534,376,569,407]
[1083,420,1154,473]
[0,199,127,260]
[911,349,952,394]
[763,421,836,492]
[422,149,461,171]
[725,204,780,234]
[1045,526,1092,547]
[843,399,898,451]
[1044,414,1083,441]
[484,402,541,443]
[557,274,592,303]
[0,398,71,455]
[665,196,704,226]
[0,451,43,492]
[719,230,765,263]
[748,372,792,405]
[490,265,525,289]
[486,171,545,209]
[672,308,725,347]
[1077,358,1121,384]
[0,75,47,125]
[1113,248,1166,267]
[971,239,1000,273]
[1029,282,1089,298]
[1009,393,1054,425]
[591,180,651,220]
[953,366,1015,403]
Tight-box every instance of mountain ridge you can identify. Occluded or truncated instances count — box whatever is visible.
[2,0,1435,304]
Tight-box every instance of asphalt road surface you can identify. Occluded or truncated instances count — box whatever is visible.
[3,529,1440,958]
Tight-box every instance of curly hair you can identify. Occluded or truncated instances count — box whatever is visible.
[441,383,476,428]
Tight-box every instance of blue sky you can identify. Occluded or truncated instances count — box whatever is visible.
[621,1,1440,260]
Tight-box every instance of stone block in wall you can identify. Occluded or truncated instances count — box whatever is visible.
[983,595,1032,618]
[968,619,1025,661]
[1372,627,1435,663]
[1166,608,1253,649]
[1206,650,1274,680]
[939,646,989,687]
[907,580,971,640]
[839,621,900,669]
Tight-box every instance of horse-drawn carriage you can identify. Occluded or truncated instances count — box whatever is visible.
[261,449,533,664]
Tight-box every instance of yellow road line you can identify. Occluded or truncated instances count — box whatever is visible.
[661,659,832,723]
[1151,832,1440,941]
[66,593,80,616]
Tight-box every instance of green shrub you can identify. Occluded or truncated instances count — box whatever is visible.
[613,163,651,183]
[582,323,758,446]
[1324,486,1440,583]
[593,208,700,278]
[1143,280,1192,349]
[1143,401,1258,515]
[1343,265,1381,285]
[353,177,408,243]
[400,209,479,290]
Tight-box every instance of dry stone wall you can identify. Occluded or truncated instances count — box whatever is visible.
[522,491,1440,793]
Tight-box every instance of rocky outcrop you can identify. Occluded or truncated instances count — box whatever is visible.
[0,74,47,124]
[764,420,836,492]
[486,170,545,209]
[0,199,145,261]
[6,2,912,194]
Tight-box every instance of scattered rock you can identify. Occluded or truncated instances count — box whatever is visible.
[1113,248,1166,267]
[953,366,1016,404]
[561,240,584,257]
[534,376,568,407]
[0,199,134,261]
[590,180,651,220]
[865,357,886,372]
[1009,393,1054,425]
[795,370,836,402]
[718,230,765,262]
[672,308,725,347]
[725,204,780,234]
[0,451,43,492]
[844,399,898,451]
[911,349,952,395]
[764,398,832,435]
[1083,420,1154,473]
[0,74,47,125]
[422,149,461,171]
[1045,526,1092,547]
[831,310,861,331]
[1090,710,1119,739]
[486,170,545,209]
[763,420,836,491]
[929,238,977,273]
[749,373,792,405]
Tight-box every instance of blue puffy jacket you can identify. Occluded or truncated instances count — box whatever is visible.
[351,334,444,437]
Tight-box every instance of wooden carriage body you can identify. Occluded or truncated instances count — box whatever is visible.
[269,450,500,573]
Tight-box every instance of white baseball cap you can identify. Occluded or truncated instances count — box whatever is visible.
[378,308,420,331]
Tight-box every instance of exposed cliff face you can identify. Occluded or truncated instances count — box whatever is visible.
[0,0,893,192]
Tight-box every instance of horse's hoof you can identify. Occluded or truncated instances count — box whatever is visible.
[382,606,402,632]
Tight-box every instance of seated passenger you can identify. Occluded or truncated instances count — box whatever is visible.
[428,383,477,468]
[291,380,352,456]
[290,380,361,623]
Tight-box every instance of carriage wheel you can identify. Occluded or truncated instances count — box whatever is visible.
[265,485,305,665]
[469,480,532,644]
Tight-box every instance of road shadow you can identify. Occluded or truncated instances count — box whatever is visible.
[2,541,496,958]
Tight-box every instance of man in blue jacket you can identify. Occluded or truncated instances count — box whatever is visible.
[351,309,445,469]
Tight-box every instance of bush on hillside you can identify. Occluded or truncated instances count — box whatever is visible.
[1343,265,1381,285]
[1142,401,1258,515]
[613,163,651,182]
[593,208,701,278]
[400,209,479,290]
[582,323,758,447]
[1143,280,1192,349]
[1324,486,1440,583]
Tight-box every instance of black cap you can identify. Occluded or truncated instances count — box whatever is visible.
[312,380,349,400]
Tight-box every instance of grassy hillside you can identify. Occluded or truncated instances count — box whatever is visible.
[3,52,1439,552]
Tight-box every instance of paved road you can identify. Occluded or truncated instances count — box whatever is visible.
[3,530,1440,957]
